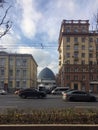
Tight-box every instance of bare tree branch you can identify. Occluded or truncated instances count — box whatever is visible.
[0,5,11,25]
[0,5,12,38]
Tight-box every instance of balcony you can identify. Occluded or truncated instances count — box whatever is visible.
[74,57,79,61]
[74,42,79,45]
[89,47,93,52]
[59,55,61,59]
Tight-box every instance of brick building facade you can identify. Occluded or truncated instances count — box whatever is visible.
[58,20,98,93]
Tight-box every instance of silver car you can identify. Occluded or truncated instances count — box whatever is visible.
[0,89,7,95]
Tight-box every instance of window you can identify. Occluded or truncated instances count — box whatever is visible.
[81,60,85,64]
[16,59,21,66]
[89,53,93,58]
[97,75,98,80]
[66,75,70,80]
[74,28,78,32]
[74,76,78,80]
[23,70,26,78]
[66,83,70,88]
[22,81,26,88]
[96,53,98,58]
[9,81,13,88]
[82,27,87,32]
[16,81,20,88]
[81,83,86,91]
[74,68,78,72]
[9,58,14,66]
[66,27,70,33]
[89,38,93,42]
[74,61,78,64]
[16,69,20,77]
[96,45,98,50]
[1,69,4,76]
[74,37,78,43]
[0,81,4,89]
[89,61,93,65]
[0,58,5,66]
[66,37,70,42]
[66,53,70,58]
[66,45,70,50]
[90,85,94,92]
[96,38,98,43]
[74,53,78,58]
[74,45,78,50]
[96,52,98,58]
[22,59,27,66]
[82,45,85,50]
[82,68,86,72]
[89,46,93,51]
[65,60,70,64]
[81,37,85,43]
[65,68,70,72]
[82,75,86,80]
[81,53,85,58]
[9,69,13,77]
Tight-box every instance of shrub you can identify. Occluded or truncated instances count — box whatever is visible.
[0,108,98,124]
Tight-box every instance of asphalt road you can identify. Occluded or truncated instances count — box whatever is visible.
[0,94,98,111]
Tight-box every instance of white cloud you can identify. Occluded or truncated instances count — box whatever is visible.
[16,0,42,39]
[0,30,20,51]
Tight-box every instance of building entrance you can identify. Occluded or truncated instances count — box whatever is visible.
[74,83,78,90]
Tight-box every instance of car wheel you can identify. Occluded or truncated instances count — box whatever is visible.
[69,97,74,101]
[90,97,96,102]
[21,95,26,99]
[38,95,45,99]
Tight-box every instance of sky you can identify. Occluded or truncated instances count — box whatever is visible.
[0,0,98,75]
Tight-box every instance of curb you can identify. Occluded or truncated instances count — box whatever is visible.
[0,124,98,130]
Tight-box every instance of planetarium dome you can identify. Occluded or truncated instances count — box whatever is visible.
[38,67,55,80]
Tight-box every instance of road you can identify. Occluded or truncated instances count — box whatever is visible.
[0,94,98,111]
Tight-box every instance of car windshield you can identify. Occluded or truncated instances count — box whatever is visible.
[65,89,75,93]
[67,90,77,94]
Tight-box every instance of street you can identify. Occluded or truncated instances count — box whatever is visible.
[0,94,98,111]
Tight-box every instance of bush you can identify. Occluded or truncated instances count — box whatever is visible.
[0,108,98,124]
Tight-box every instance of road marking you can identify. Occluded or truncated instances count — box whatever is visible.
[0,106,18,108]
[75,106,97,109]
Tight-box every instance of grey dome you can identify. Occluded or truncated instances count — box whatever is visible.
[38,67,55,80]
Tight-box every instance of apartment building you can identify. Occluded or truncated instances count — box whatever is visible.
[0,51,37,92]
[58,20,98,93]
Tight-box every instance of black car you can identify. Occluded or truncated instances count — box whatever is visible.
[62,90,96,102]
[19,88,47,99]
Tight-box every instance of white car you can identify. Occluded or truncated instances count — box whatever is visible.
[0,90,7,95]
[51,87,69,95]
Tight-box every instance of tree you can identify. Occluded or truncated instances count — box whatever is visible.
[0,0,12,38]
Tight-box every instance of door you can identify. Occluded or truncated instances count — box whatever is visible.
[74,84,78,90]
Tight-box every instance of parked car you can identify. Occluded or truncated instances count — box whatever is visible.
[51,87,69,95]
[62,90,96,102]
[19,88,47,99]
[0,89,7,95]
